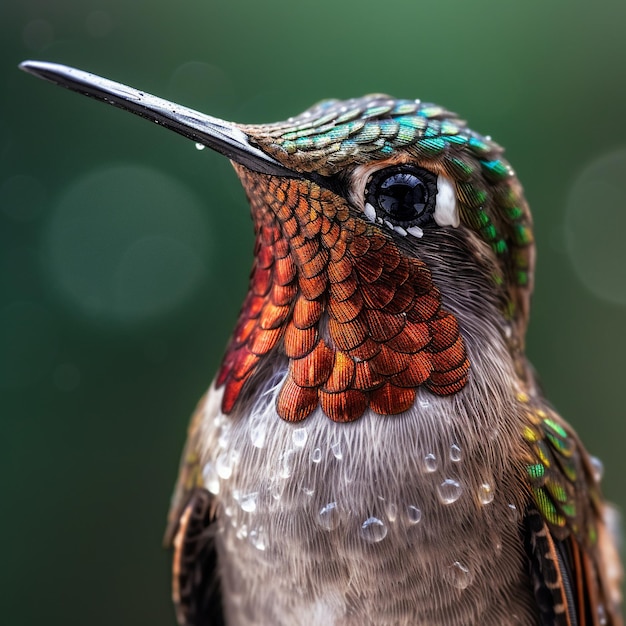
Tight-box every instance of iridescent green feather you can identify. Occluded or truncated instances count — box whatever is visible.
[523,407,600,545]
[253,94,534,324]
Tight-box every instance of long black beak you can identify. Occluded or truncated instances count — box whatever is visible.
[19,60,295,178]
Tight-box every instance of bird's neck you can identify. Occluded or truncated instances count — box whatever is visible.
[216,232,530,423]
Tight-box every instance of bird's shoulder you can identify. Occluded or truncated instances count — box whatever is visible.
[520,397,622,625]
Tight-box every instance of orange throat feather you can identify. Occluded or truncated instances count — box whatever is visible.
[216,169,470,422]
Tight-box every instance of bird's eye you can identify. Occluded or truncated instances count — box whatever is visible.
[365,166,437,227]
[362,165,458,237]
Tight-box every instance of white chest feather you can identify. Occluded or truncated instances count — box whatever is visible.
[198,370,538,626]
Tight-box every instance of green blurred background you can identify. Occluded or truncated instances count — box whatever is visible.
[2,0,626,624]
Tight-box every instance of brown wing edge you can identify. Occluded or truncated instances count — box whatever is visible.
[171,488,224,626]
[524,505,575,626]
[164,391,225,625]
[524,505,623,626]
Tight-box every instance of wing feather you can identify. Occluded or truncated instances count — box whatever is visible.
[522,403,622,625]
[165,390,225,625]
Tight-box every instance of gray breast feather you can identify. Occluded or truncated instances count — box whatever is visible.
[197,352,538,625]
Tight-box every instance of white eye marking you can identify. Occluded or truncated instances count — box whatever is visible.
[435,175,459,227]
[364,202,376,223]
[407,225,424,238]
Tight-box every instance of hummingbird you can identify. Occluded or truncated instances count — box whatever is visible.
[20,60,623,626]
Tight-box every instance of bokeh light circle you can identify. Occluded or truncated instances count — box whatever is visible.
[44,164,212,325]
[565,148,626,306]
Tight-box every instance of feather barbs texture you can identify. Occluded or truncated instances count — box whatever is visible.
[250,95,535,331]
[216,171,469,422]
[520,397,600,545]
[520,398,623,625]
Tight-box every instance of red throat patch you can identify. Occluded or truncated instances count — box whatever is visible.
[216,170,470,422]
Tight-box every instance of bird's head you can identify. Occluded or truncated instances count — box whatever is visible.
[220,96,534,422]
[20,63,534,423]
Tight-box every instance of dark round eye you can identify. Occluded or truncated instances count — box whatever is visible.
[366,165,437,227]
